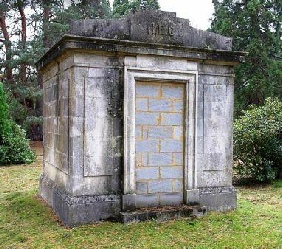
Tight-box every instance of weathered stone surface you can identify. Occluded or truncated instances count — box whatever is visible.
[70,10,232,51]
[53,185,121,226]
[120,205,206,224]
[199,187,237,211]
[39,9,242,226]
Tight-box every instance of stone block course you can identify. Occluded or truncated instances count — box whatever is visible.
[148,180,173,193]
[162,86,184,99]
[148,153,172,166]
[148,126,173,139]
[136,84,160,98]
[135,140,159,153]
[136,167,159,180]
[149,99,172,112]
[160,140,183,152]
[135,194,159,208]
[135,113,159,125]
[161,113,183,125]
[159,193,183,205]
[161,166,183,179]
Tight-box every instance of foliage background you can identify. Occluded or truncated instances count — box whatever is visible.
[211,0,282,116]
[0,0,160,140]
[0,82,35,165]
[234,98,282,181]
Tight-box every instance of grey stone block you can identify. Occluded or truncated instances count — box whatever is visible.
[173,126,183,140]
[135,194,159,208]
[120,205,206,224]
[162,86,184,99]
[172,179,183,192]
[161,113,183,125]
[173,100,184,112]
[122,194,136,211]
[148,126,173,139]
[136,167,159,180]
[136,84,160,98]
[148,153,172,166]
[136,182,148,194]
[159,193,183,205]
[160,166,183,179]
[40,176,121,226]
[136,98,148,111]
[160,140,183,152]
[135,140,159,153]
[173,153,183,165]
[69,10,233,51]
[135,113,159,125]
[185,189,200,205]
[149,99,171,112]
[148,180,172,193]
[199,187,237,211]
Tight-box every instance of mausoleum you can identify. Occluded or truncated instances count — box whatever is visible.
[38,10,244,226]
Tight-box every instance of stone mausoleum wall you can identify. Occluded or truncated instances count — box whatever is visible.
[38,10,244,226]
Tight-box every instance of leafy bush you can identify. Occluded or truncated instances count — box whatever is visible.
[0,83,36,165]
[233,98,282,182]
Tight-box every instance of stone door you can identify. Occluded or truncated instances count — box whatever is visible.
[135,81,185,206]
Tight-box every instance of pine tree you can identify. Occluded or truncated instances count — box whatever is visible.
[113,0,160,17]
[211,0,282,115]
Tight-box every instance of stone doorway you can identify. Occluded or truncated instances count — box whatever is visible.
[135,81,185,206]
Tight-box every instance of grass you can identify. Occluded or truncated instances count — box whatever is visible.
[0,151,281,248]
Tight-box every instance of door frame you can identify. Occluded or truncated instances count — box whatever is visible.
[123,65,198,207]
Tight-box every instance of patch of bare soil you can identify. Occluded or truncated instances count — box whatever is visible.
[29,141,43,165]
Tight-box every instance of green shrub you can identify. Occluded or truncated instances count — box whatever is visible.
[0,83,36,165]
[233,98,282,182]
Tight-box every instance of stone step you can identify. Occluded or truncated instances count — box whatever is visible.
[119,205,207,224]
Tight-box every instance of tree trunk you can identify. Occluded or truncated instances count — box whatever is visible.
[43,4,51,49]
[18,2,27,83]
[0,9,13,83]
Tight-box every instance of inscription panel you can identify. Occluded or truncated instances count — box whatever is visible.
[147,23,174,36]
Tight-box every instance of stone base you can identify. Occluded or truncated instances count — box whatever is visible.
[39,175,121,227]
[185,189,200,205]
[199,186,237,211]
[120,205,207,224]
[122,193,183,211]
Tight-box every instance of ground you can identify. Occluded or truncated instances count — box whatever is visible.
[0,143,281,249]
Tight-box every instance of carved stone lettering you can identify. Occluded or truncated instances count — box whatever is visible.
[148,23,174,36]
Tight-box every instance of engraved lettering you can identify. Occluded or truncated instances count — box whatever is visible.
[147,23,174,36]
[168,26,174,36]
